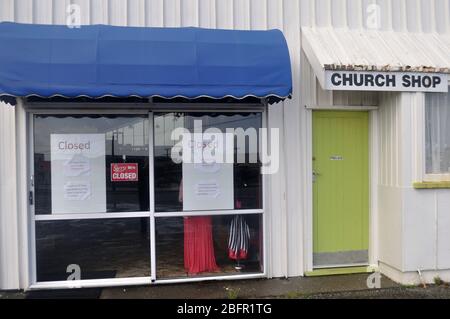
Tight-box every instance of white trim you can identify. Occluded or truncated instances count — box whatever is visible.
[26,106,267,288]
[304,108,313,273]
[421,88,450,182]
[154,209,263,217]
[27,112,37,287]
[154,273,265,285]
[262,104,268,276]
[28,273,266,290]
[149,111,157,281]
[305,105,378,110]
[369,109,379,266]
[26,105,265,112]
[151,106,265,112]
[7,93,290,101]
[379,262,450,285]
[29,277,152,290]
[308,109,376,269]
[313,263,369,269]
[34,212,151,221]
[423,174,450,182]
[16,99,31,289]
[27,107,151,114]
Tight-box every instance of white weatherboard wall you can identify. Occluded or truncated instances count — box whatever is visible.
[378,92,450,284]
[0,0,450,289]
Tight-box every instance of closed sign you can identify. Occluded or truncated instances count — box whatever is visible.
[325,71,448,92]
[111,163,138,182]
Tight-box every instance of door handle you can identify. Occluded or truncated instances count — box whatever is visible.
[312,170,321,183]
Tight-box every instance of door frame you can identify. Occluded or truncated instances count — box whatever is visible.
[304,108,379,272]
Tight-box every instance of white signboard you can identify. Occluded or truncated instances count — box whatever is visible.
[182,134,234,211]
[324,71,448,92]
[51,134,106,214]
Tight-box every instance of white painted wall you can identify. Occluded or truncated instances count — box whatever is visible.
[377,89,450,284]
[0,101,20,290]
[1,0,450,289]
[377,92,404,271]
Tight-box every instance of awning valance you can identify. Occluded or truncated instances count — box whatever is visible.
[0,22,292,104]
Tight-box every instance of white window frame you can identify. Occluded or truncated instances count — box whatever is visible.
[26,105,267,289]
[422,83,450,182]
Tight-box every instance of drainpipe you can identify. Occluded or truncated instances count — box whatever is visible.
[417,269,427,288]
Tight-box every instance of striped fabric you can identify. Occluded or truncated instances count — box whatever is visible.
[228,215,251,260]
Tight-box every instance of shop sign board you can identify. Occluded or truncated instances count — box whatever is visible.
[324,70,448,92]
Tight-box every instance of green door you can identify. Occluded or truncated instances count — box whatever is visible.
[313,111,369,267]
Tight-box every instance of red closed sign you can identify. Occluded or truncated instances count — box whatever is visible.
[111,163,138,182]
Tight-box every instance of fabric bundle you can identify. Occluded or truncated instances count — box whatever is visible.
[228,215,251,260]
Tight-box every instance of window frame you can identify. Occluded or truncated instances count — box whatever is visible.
[423,84,450,182]
[27,104,267,288]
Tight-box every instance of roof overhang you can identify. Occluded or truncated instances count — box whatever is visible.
[0,22,292,105]
[302,27,450,92]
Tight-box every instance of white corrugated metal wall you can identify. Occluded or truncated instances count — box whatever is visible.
[0,0,449,289]
[0,101,20,290]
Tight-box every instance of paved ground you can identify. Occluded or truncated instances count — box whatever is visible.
[100,273,399,299]
[1,274,450,299]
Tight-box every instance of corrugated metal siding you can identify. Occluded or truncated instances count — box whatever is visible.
[377,92,404,270]
[0,102,20,290]
[379,92,402,187]
[302,27,450,72]
[1,0,448,31]
[0,0,449,289]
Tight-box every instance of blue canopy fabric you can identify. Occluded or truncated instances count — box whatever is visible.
[0,22,292,104]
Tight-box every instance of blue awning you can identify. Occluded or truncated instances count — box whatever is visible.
[0,22,292,104]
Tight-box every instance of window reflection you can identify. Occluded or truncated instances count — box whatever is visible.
[34,115,150,214]
[155,214,263,279]
[154,112,262,212]
[36,218,151,281]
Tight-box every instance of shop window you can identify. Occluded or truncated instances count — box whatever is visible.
[425,91,450,175]
[33,115,150,214]
[31,110,265,285]
[154,112,262,212]
[35,218,151,282]
[155,214,263,279]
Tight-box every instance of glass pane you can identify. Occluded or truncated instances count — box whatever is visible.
[155,214,263,279]
[154,112,262,212]
[35,218,151,282]
[34,115,149,214]
[425,91,450,174]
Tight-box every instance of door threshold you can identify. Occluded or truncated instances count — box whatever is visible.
[314,262,368,269]
[305,266,373,277]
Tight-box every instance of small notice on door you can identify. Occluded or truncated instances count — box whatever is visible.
[111,163,139,182]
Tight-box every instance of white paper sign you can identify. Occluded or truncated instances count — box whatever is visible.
[63,154,91,177]
[51,134,106,214]
[63,181,91,200]
[195,181,220,198]
[182,134,233,211]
